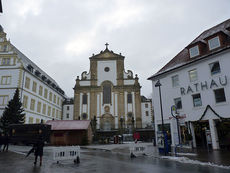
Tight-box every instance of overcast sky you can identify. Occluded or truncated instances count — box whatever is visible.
[1,0,230,98]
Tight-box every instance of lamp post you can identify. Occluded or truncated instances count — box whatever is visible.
[155,80,167,155]
[120,116,124,135]
[132,117,135,133]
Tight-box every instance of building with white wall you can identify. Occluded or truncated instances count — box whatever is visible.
[141,96,153,128]
[0,26,66,124]
[62,98,74,120]
[148,19,230,150]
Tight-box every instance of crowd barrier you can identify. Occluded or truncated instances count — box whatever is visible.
[129,143,147,158]
[53,146,80,164]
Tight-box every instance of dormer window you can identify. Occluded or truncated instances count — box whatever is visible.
[35,70,41,76]
[3,45,7,52]
[208,36,220,50]
[189,45,199,58]
[27,64,34,73]
[41,75,47,81]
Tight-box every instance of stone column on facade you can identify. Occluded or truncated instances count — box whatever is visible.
[97,117,100,129]
[90,60,97,86]
[115,116,118,129]
[73,93,80,120]
[73,76,80,120]
[134,75,142,128]
[190,122,197,148]
[134,91,142,129]
[209,119,220,150]
[116,59,124,86]
[90,91,97,120]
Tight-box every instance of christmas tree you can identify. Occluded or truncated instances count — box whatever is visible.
[0,88,25,131]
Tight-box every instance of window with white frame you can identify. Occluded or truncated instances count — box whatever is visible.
[209,61,221,75]
[172,75,179,87]
[44,89,48,99]
[48,106,51,116]
[49,92,52,101]
[2,58,10,65]
[3,45,8,52]
[192,93,202,107]
[42,104,47,115]
[208,36,220,50]
[189,69,198,82]
[56,110,59,118]
[30,99,35,111]
[36,118,40,123]
[174,97,182,109]
[54,95,56,103]
[23,95,28,108]
[25,77,30,89]
[214,88,226,103]
[39,85,43,96]
[37,102,41,113]
[189,45,199,58]
[0,95,8,105]
[28,117,34,123]
[32,81,37,93]
[1,76,11,85]
[52,108,55,117]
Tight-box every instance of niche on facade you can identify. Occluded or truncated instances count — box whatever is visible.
[81,113,88,120]
[100,114,115,130]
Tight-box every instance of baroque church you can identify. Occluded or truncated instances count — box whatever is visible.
[73,44,143,134]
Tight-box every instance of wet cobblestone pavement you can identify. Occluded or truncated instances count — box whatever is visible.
[0,144,230,173]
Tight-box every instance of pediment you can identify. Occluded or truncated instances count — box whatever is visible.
[90,48,124,60]
[199,105,223,121]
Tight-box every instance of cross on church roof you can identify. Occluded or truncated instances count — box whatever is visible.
[105,43,109,49]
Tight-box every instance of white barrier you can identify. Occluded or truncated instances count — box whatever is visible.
[53,146,80,164]
[129,143,147,158]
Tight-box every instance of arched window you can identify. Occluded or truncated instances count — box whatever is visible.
[103,84,111,104]
[83,93,87,104]
[127,93,132,103]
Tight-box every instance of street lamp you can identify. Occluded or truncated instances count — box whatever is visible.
[155,80,167,155]
[132,117,135,133]
[120,116,124,135]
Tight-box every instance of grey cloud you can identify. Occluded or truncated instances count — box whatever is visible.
[1,0,230,97]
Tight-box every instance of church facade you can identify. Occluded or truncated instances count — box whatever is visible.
[73,45,142,134]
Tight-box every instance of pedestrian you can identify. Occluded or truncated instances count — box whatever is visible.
[2,133,9,152]
[34,140,44,166]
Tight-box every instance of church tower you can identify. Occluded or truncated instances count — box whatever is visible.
[73,44,142,135]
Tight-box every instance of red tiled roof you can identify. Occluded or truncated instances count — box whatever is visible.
[148,19,230,80]
[46,120,91,131]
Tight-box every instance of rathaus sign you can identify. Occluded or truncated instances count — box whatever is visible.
[180,75,227,95]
